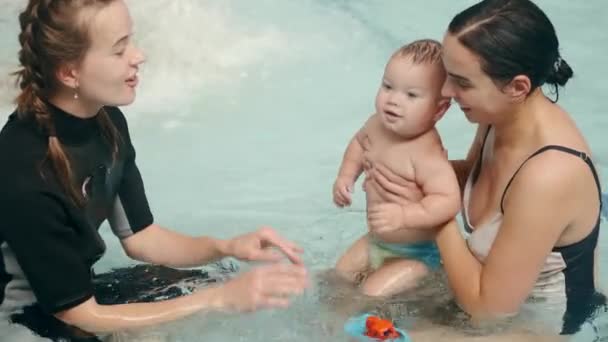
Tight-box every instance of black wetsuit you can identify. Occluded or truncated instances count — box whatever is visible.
[0,103,154,340]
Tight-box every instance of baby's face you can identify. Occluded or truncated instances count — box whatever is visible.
[375,56,446,137]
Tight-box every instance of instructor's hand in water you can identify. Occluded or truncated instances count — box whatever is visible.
[215,227,309,313]
[216,262,309,312]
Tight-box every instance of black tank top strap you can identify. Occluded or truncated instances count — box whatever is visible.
[500,145,602,213]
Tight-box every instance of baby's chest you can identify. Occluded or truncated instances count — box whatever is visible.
[362,133,416,180]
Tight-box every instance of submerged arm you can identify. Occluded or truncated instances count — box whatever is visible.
[56,287,223,333]
[56,259,307,334]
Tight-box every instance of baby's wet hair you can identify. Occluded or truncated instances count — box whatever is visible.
[394,39,443,65]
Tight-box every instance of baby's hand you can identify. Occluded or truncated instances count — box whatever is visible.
[333,177,354,207]
[368,203,405,233]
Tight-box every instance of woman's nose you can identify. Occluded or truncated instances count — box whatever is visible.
[441,79,454,98]
[130,46,146,66]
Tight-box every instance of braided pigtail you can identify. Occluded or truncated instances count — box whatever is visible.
[13,0,118,206]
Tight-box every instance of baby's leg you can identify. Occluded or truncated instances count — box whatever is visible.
[361,258,429,297]
[335,235,371,284]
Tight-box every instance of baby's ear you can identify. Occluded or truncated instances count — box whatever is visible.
[433,97,451,122]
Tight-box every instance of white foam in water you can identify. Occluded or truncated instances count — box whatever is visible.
[1,1,607,341]
[126,1,292,120]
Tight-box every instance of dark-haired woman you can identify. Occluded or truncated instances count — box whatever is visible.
[369,0,604,337]
[0,0,308,340]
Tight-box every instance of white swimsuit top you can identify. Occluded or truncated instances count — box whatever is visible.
[462,127,568,299]
[461,126,604,335]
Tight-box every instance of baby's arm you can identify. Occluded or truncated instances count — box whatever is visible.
[333,114,375,207]
[401,150,462,229]
[336,134,365,182]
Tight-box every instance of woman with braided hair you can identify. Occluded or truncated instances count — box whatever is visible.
[0,0,308,340]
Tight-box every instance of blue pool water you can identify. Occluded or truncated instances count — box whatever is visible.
[1,1,607,341]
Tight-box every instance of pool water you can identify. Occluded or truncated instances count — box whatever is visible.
[1,0,607,341]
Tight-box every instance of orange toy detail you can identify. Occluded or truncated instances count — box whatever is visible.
[364,316,400,340]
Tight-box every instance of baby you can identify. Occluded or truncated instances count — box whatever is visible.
[332,39,461,297]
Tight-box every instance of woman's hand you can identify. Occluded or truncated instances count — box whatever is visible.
[222,227,304,264]
[215,262,309,312]
[367,163,424,203]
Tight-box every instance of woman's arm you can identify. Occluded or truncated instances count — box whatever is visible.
[367,156,461,232]
[1,192,306,334]
[121,226,304,267]
[120,224,226,267]
[436,151,580,318]
[56,261,308,334]
[56,286,224,333]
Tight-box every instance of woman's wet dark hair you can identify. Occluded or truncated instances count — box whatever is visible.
[448,0,573,102]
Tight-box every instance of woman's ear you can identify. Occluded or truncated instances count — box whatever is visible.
[55,63,80,89]
[504,75,531,103]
